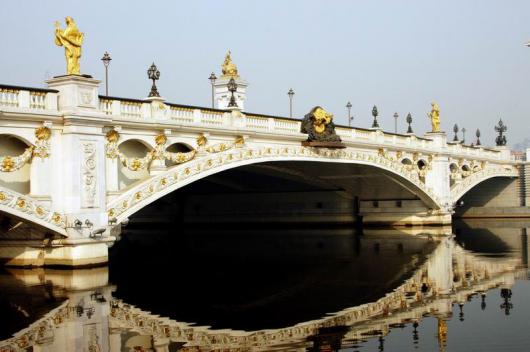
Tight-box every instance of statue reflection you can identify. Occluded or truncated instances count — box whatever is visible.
[500,288,513,315]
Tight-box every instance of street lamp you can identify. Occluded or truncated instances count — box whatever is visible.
[101,52,111,96]
[346,101,352,127]
[287,88,295,118]
[461,127,466,144]
[227,78,238,108]
[453,124,459,142]
[208,72,217,108]
[371,105,379,129]
[147,63,161,97]
[393,112,399,133]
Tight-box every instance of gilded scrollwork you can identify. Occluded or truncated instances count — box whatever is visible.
[0,187,66,229]
[107,145,442,221]
[0,127,52,173]
[105,130,245,172]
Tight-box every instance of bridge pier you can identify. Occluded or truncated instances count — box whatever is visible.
[0,75,118,267]
[0,238,114,267]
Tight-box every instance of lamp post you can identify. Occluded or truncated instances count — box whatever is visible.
[462,127,466,144]
[147,63,161,97]
[287,88,295,118]
[101,52,111,96]
[227,78,238,108]
[371,105,379,129]
[393,112,399,133]
[476,129,481,146]
[406,113,413,134]
[208,72,217,108]
[346,101,352,126]
[453,124,459,142]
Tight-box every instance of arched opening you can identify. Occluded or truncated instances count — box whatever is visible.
[165,142,193,167]
[401,158,412,166]
[109,159,441,331]
[118,139,152,190]
[0,134,31,194]
[417,159,426,170]
[461,164,471,177]
[453,176,521,218]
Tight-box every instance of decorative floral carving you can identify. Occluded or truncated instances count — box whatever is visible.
[81,142,97,208]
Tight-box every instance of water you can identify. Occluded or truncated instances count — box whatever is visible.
[0,220,529,351]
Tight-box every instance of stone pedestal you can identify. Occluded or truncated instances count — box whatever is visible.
[424,131,447,148]
[494,145,511,160]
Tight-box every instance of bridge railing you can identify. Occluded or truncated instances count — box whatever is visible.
[0,84,58,111]
[96,96,509,162]
[1,87,512,163]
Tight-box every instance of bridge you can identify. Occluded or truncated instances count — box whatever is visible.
[0,51,526,266]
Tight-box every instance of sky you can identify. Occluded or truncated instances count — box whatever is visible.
[1,0,530,148]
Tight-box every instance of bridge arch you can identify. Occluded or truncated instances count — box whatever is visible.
[116,139,154,190]
[107,145,444,223]
[0,185,67,237]
[450,166,518,204]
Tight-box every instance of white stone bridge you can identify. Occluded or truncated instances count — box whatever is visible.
[0,72,523,266]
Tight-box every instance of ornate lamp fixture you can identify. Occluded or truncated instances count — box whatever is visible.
[147,62,161,97]
[453,124,459,142]
[371,105,379,128]
[495,118,507,146]
[227,78,238,108]
[393,112,399,133]
[406,113,413,134]
[101,51,111,96]
[475,129,481,146]
[461,127,466,144]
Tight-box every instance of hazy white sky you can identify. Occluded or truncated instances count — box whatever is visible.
[1,0,530,147]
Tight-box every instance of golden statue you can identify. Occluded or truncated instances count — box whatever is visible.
[301,106,342,144]
[428,101,441,132]
[54,17,84,75]
[312,107,333,133]
[221,50,239,78]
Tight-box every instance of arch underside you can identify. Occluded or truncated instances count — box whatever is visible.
[108,146,443,222]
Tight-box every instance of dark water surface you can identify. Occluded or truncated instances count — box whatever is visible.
[0,220,529,351]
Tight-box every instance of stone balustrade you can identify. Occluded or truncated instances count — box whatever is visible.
[0,85,511,163]
[0,84,58,111]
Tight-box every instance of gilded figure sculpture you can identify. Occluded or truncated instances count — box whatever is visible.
[221,51,239,78]
[300,106,343,147]
[428,102,441,133]
[54,17,84,75]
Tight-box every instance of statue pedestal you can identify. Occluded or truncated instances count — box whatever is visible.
[494,145,511,159]
[46,75,102,115]
[424,132,447,148]
[301,141,346,148]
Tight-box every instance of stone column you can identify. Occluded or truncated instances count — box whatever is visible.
[424,132,451,207]
[30,126,54,207]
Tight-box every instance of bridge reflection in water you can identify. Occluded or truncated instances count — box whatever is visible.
[0,222,529,351]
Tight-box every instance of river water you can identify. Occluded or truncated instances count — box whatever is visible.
[0,219,529,351]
